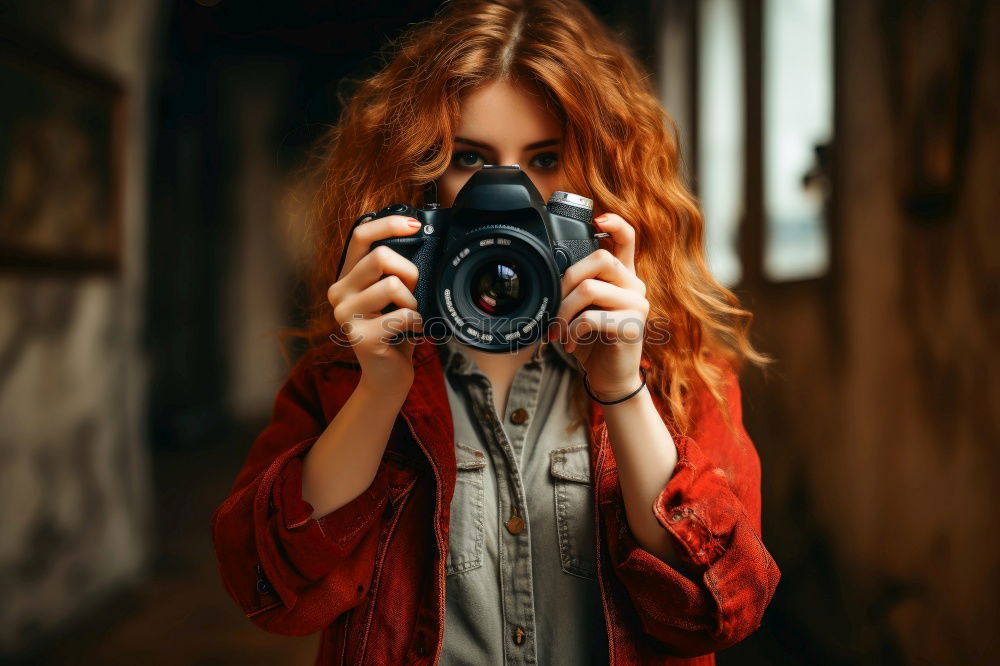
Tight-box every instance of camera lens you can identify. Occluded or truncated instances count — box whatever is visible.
[470,261,524,316]
[436,226,560,353]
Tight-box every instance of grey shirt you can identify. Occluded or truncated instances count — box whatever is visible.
[437,337,610,665]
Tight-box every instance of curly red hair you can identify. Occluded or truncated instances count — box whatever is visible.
[284,0,771,434]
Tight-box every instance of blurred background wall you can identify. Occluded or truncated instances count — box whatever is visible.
[0,0,995,664]
[0,0,160,651]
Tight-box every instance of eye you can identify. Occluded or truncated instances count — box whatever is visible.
[529,152,559,170]
[452,150,486,169]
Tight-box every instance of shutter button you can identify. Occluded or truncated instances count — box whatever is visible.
[554,247,571,272]
[510,408,529,425]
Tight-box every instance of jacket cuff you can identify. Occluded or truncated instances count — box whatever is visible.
[650,434,734,570]
[606,494,717,623]
[603,434,777,654]
[260,439,392,587]
[276,452,392,548]
[608,498,778,656]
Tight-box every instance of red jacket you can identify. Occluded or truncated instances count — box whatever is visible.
[211,341,780,665]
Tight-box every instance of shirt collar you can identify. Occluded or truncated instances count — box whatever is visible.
[435,336,580,377]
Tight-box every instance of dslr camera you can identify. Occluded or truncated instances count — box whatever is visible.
[340,165,604,352]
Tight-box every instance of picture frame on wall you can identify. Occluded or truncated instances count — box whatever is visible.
[0,35,124,273]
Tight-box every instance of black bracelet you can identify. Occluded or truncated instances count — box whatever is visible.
[583,366,647,405]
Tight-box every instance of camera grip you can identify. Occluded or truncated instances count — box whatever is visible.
[370,235,440,317]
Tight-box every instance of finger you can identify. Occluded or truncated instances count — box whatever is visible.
[555,278,647,336]
[370,308,425,347]
[330,244,420,309]
[560,248,643,300]
[340,215,422,278]
[557,278,647,323]
[340,244,421,295]
[334,274,418,324]
[346,308,423,348]
[564,308,646,354]
[593,213,637,272]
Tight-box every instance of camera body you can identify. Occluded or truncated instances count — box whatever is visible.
[352,165,601,352]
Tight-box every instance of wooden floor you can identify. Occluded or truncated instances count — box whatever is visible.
[20,422,320,665]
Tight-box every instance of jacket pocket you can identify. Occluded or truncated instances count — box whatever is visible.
[446,442,487,575]
[550,444,598,581]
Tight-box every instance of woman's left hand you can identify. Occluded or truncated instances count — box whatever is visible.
[548,213,649,398]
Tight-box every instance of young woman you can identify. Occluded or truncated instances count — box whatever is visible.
[212,1,780,664]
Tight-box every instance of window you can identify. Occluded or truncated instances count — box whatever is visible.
[698,0,745,287]
[763,0,833,281]
[658,0,835,286]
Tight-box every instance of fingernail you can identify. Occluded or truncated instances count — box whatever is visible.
[407,219,421,228]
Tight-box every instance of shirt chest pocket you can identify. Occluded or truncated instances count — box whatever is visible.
[549,444,598,581]
[447,442,487,576]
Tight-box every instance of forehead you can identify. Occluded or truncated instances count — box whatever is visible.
[456,80,561,146]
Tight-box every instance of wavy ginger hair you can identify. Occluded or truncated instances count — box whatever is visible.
[289,0,771,435]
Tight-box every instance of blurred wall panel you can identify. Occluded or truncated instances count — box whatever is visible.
[0,0,161,654]
[218,58,298,421]
[828,0,998,661]
[729,1,998,664]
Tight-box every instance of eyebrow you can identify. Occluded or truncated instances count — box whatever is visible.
[453,136,560,151]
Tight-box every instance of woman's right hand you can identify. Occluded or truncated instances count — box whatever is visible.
[328,214,424,388]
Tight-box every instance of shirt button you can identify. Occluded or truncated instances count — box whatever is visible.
[670,511,683,522]
[510,407,529,425]
[513,625,526,646]
[505,513,525,534]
